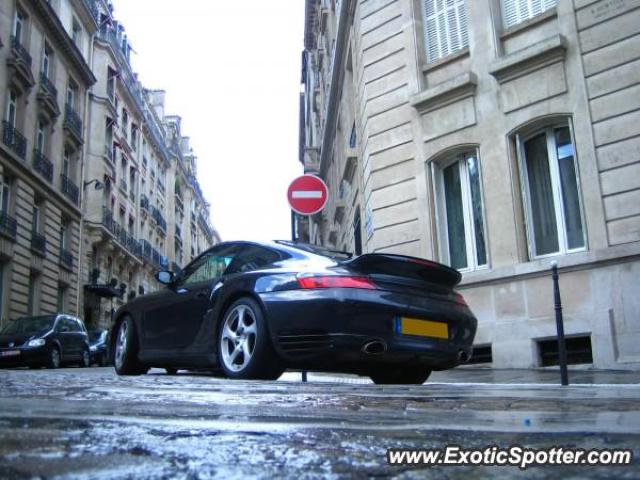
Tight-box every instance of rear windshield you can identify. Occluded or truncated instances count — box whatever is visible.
[276,241,352,261]
[0,316,56,334]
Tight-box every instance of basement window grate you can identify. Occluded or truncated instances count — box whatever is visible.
[468,344,492,364]
[537,335,593,367]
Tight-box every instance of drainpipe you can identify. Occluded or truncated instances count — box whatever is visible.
[75,30,96,320]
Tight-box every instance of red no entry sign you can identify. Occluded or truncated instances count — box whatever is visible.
[287,174,328,215]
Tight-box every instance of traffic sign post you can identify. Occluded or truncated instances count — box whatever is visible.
[287,175,328,384]
[287,175,328,216]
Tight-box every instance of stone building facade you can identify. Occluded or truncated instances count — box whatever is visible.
[0,0,219,330]
[299,0,640,369]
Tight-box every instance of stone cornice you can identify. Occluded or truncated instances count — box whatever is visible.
[410,72,477,114]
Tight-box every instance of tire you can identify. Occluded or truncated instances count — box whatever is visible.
[46,347,61,369]
[79,348,91,368]
[369,366,431,385]
[113,316,148,376]
[218,297,283,380]
[165,368,178,375]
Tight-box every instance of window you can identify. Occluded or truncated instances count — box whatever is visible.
[66,82,77,109]
[27,273,40,315]
[63,149,70,177]
[60,220,68,251]
[6,90,18,126]
[71,18,82,46]
[502,0,556,30]
[180,245,238,285]
[537,335,592,366]
[422,0,469,63]
[32,201,41,233]
[226,246,281,274]
[0,176,11,213]
[42,44,52,77]
[435,150,487,270]
[56,283,68,313]
[353,208,362,256]
[517,122,585,258]
[36,120,46,153]
[13,8,25,43]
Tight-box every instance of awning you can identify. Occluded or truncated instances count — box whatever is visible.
[84,284,122,298]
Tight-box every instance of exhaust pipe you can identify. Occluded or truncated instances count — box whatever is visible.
[458,350,470,363]
[361,339,387,355]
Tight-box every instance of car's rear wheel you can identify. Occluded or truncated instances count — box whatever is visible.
[47,347,61,369]
[218,297,283,380]
[369,366,431,385]
[114,316,148,376]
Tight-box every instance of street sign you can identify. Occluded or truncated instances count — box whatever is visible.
[287,174,328,216]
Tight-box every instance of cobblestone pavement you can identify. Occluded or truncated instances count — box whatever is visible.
[0,367,638,479]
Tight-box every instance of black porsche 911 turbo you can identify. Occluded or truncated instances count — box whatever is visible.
[110,240,477,384]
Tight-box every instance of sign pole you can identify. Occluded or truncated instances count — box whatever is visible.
[551,261,569,386]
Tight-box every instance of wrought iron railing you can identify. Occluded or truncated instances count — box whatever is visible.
[139,239,163,268]
[33,149,53,182]
[0,211,17,241]
[102,207,142,257]
[10,35,31,66]
[59,248,73,270]
[119,179,127,193]
[175,225,182,244]
[60,174,79,205]
[31,231,46,256]
[39,72,57,98]
[140,194,149,211]
[82,0,100,23]
[2,121,27,160]
[151,206,167,232]
[64,103,83,139]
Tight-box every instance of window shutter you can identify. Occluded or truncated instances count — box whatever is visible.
[423,0,469,63]
[502,0,556,29]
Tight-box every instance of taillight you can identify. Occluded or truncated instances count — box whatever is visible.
[297,275,377,290]
[453,292,467,306]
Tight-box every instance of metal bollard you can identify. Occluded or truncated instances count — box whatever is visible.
[550,261,569,386]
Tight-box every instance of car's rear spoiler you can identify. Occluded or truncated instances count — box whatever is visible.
[341,253,461,288]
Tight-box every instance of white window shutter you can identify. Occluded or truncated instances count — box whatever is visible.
[502,0,556,29]
[423,0,469,63]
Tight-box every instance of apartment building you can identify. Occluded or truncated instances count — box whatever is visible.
[299,0,640,369]
[0,0,219,329]
[0,0,96,322]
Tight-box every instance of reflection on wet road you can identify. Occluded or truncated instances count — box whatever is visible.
[0,368,638,478]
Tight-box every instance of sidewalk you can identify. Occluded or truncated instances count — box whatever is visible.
[280,368,640,385]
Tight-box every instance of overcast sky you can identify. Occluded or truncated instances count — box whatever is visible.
[112,0,304,242]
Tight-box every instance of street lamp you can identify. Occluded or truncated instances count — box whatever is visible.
[83,179,105,190]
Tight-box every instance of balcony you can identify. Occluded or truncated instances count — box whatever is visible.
[140,194,149,211]
[139,239,163,269]
[102,207,142,258]
[2,121,27,160]
[82,0,100,23]
[60,174,79,205]
[151,206,167,232]
[37,72,60,119]
[59,248,73,271]
[7,36,34,92]
[31,231,46,257]
[64,103,83,144]
[175,225,182,245]
[33,149,53,183]
[0,211,17,241]
[119,179,128,194]
[157,179,165,194]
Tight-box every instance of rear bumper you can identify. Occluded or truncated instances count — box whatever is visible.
[0,347,49,368]
[260,288,476,372]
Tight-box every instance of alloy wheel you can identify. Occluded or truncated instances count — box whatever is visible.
[50,348,60,369]
[220,304,258,372]
[114,321,128,370]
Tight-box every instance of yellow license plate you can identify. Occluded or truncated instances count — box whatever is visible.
[400,317,448,339]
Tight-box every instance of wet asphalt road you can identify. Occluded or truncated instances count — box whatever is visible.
[0,367,638,479]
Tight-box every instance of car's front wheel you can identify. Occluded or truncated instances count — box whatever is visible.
[113,316,148,376]
[369,366,431,385]
[218,297,283,380]
[47,347,61,369]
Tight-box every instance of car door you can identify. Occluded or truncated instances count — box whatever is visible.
[55,316,77,359]
[142,244,239,350]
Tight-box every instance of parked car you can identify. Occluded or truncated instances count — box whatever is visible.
[110,241,477,384]
[0,314,91,369]
[88,329,109,366]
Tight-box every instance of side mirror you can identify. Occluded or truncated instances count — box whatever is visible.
[156,270,175,285]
